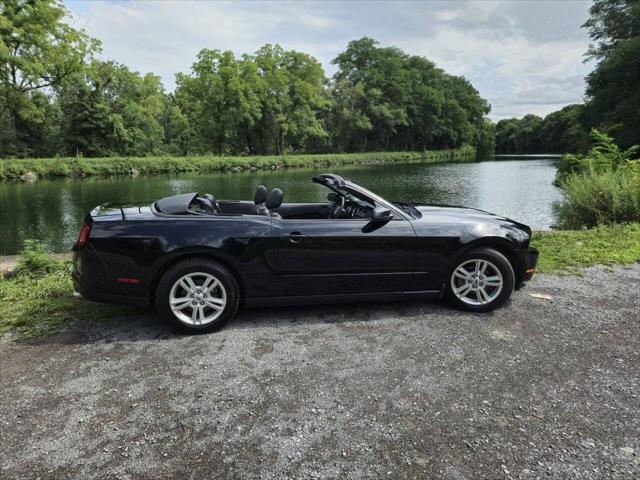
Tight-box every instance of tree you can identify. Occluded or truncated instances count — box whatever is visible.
[583,0,640,60]
[57,74,111,156]
[252,45,328,154]
[327,79,373,152]
[330,37,490,152]
[331,38,409,151]
[162,100,191,156]
[494,115,543,154]
[175,45,327,156]
[538,104,590,153]
[494,106,590,154]
[476,119,496,157]
[174,49,263,155]
[0,0,98,156]
[583,0,640,148]
[58,61,166,156]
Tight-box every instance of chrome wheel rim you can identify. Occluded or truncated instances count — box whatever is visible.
[169,272,227,326]
[451,259,503,306]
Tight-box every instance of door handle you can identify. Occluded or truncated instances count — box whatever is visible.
[282,231,307,244]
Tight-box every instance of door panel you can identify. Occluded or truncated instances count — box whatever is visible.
[272,202,332,219]
[270,218,418,295]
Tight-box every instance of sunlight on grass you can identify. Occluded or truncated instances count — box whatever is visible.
[532,223,640,274]
[0,249,142,340]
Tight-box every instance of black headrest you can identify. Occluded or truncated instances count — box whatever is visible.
[266,188,283,209]
[254,185,268,205]
[197,196,215,214]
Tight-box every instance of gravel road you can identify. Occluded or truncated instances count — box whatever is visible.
[1,265,639,479]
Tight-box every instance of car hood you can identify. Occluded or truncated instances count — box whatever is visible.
[408,203,532,235]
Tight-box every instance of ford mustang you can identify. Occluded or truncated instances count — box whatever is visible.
[72,173,538,333]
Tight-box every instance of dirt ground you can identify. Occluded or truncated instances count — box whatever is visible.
[1,265,638,479]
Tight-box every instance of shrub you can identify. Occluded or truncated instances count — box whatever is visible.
[0,148,477,180]
[556,129,639,181]
[554,169,640,228]
[554,130,640,228]
[13,240,66,278]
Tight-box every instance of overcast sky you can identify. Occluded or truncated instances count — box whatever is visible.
[66,0,594,120]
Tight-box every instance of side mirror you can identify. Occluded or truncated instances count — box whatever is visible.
[372,207,393,223]
[362,207,393,233]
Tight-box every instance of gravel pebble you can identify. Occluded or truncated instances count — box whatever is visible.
[0,265,638,479]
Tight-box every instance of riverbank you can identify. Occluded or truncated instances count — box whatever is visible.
[1,264,638,479]
[2,223,638,340]
[532,223,640,273]
[0,148,475,180]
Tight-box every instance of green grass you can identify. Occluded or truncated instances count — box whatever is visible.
[0,243,141,340]
[0,147,476,180]
[532,223,640,274]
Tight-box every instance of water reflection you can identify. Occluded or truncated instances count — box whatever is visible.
[0,156,562,254]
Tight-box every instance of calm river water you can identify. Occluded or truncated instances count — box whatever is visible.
[0,155,562,255]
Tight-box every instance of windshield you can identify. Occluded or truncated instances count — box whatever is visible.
[393,202,421,219]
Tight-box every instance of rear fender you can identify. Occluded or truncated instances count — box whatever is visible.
[148,247,246,302]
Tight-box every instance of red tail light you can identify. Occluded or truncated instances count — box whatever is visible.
[76,223,91,247]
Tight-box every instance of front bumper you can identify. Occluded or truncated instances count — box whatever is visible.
[522,247,539,282]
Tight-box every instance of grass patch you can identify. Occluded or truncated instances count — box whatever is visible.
[0,148,476,180]
[0,243,142,340]
[532,223,640,274]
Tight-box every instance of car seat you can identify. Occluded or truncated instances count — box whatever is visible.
[266,188,283,219]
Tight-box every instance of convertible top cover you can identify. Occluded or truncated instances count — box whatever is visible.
[156,192,198,214]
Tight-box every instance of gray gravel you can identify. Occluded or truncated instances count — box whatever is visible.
[1,265,639,479]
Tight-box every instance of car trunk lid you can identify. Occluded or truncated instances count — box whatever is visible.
[91,202,152,220]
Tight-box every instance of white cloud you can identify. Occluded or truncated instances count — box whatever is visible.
[65,0,594,119]
[397,24,593,118]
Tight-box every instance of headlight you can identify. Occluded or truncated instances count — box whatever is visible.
[505,226,530,243]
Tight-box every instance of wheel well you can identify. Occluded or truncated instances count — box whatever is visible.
[459,240,524,287]
[149,252,246,304]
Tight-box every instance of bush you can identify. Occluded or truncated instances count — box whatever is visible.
[554,130,640,228]
[13,240,66,278]
[554,169,640,228]
[556,129,639,181]
[0,148,476,180]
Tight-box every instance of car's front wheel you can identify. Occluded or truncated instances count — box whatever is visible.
[445,248,515,312]
[156,259,240,333]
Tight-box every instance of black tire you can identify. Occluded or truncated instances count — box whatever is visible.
[155,258,240,334]
[444,248,515,312]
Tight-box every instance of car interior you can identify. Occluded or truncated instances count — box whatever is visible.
[175,179,377,220]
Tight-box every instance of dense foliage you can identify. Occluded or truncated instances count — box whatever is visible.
[0,1,491,158]
[582,0,640,149]
[2,0,638,161]
[495,106,590,154]
[0,148,475,180]
[495,0,640,154]
[328,38,491,153]
[554,130,640,228]
[0,0,98,157]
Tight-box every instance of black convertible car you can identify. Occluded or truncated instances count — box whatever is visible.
[73,173,538,333]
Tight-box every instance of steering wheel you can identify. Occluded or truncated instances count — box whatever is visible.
[329,195,346,219]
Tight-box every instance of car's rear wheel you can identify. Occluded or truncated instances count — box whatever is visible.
[445,248,514,312]
[156,259,239,333]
